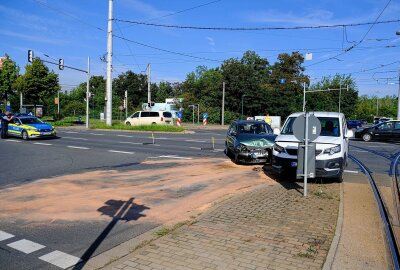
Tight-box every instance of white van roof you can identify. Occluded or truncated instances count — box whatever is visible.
[288,111,344,118]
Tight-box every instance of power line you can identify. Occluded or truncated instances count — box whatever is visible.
[305,0,392,68]
[113,34,223,63]
[114,18,400,31]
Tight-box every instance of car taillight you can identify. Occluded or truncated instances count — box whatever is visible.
[161,117,164,121]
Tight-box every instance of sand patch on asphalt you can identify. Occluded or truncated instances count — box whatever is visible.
[0,158,274,224]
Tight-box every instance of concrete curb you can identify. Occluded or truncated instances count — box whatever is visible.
[322,181,344,270]
[56,126,196,134]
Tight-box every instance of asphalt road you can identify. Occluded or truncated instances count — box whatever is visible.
[0,128,398,270]
[0,128,228,270]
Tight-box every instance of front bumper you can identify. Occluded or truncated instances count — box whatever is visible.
[236,149,271,164]
[272,156,344,178]
[28,130,57,138]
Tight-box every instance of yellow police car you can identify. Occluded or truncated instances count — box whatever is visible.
[6,116,56,140]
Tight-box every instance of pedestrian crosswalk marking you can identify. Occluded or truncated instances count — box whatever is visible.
[39,250,82,269]
[7,239,45,254]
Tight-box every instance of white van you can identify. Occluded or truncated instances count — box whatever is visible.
[272,112,353,182]
[125,111,173,126]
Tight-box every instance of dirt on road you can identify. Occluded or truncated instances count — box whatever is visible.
[0,158,274,225]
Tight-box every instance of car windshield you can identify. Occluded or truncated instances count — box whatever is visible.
[19,117,43,124]
[238,123,272,135]
[281,116,340,137]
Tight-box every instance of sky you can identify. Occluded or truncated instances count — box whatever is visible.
[0,0,400,97]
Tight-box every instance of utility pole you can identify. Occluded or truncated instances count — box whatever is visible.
[222,82,225,125]
[57,91,59,118]
[86,56,90,129]
[147,63,151,105]
[20,92,23,113]
[106,0,113,126]
[302,82,306,112]
[339,84,342,114]
[125,90,128,119]
[197,104,200,125]
[396,31,400,120]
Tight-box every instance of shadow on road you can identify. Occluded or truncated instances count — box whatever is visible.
[72,197,149,270]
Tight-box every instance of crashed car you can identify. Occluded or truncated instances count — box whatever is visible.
[225,120,276,164]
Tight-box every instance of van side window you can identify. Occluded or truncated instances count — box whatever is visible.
[131,112,140,118]
[163,112,172,117]
[141,112,151,117]
[149,112,159,117]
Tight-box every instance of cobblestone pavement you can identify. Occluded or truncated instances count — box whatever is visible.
[112,181,339,270]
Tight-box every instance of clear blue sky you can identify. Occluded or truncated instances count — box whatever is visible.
[1,0,399,97]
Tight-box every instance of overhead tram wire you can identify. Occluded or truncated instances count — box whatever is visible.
[305,0,393,68]
[114,18,400,31]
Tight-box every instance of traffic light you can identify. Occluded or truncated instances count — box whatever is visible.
[28,50,33,63]
[148,102,154,107]
[58,59,64,70]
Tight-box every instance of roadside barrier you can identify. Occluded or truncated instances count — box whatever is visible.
[177,118,181,127]
[203,118,207,126]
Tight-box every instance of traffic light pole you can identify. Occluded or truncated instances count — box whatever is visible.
[86,57,90,129]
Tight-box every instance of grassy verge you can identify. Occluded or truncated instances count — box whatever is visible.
[51,118,185,132]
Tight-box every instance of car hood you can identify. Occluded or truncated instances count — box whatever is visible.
[24,123,54,130]
[275,134,341,145]
[237,134,276,148]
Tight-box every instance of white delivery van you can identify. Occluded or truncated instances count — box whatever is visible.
[272,112,353,182]
[125,111,173,126]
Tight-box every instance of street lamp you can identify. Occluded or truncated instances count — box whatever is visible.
[241,95,247,120]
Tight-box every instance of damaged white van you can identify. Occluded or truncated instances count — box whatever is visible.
[272,112,353,182]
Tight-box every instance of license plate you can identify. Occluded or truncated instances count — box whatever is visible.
[41,132,52,135]
[290,162,297,167]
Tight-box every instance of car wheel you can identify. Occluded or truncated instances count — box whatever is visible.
[336,171,344,183]
[362,133,372,142]
[126,122,131,126]
[234,153,240,164]
[22,130,29,140]
[152,122,156,125]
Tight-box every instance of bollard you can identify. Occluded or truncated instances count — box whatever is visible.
[212,136,215,150]
[152,131,155,145]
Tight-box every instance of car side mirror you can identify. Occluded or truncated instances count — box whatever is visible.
[273,128,281,135]
[345,129,354,138]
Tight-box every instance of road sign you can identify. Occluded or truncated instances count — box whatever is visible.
[176,111,182,119]
[203,113,208,119]
[293,113,321,142]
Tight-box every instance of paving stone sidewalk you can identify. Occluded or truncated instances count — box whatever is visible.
[111,182,339,270]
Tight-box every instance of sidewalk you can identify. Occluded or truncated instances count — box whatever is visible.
[84,164,390,270]
[101,181,340,270]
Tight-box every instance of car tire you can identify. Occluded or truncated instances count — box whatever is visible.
[126,122,131,126]
[22,130,29,140]
[362,133,372,142]
[336,171,344,183]
[234,153,240,164]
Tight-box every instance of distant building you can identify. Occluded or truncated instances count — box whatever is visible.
[142,98,183,118]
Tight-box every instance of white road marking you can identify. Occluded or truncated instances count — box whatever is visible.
[62,131,78,134]
[189,147,202,150]
[5,139,21,143]
[367,146,381,148]
[214,149,225,151]
[67,146,90,150]
[0,230,14,241]
[33,142,52,146]
[351,150,368,153]
[344,170,359,174]
[108,150,135,154]
[39,250,82,269]
[62,136,88,141]
[7,239,45,254]
[117,134,134,138]
[119,142,143,145]
[89,133,104,136]
[146,144,161,146]
[185,139,206,143]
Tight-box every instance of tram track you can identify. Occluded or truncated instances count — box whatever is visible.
[350,153,400,269]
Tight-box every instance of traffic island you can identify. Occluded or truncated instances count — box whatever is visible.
[109,181,339,270]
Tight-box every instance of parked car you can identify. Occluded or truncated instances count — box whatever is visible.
[225,120,276,164]
[2,116,56,140]
[355,120,400,142]
[125,111,173,126]
[346,120,362,129]
[272,112,353,182]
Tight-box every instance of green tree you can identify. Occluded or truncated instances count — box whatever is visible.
[0,55,20,111]
[14,59,59,109]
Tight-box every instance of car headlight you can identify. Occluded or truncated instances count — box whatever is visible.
[323,145,341,155]
[273,144,284,153]
[27,128,37,131]
[235,144,248,152]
